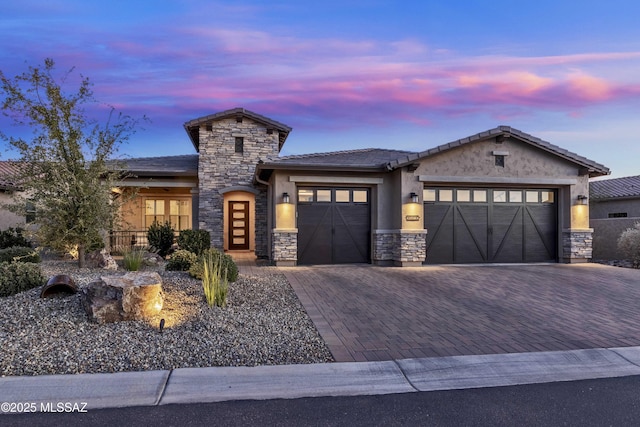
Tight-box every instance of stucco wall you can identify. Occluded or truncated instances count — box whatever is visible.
[591,198,640,219]
[0,191,25,230]
[591,217,640,260]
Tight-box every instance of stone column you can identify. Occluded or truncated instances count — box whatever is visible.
[272,229,298,266]
[562,228,594,263]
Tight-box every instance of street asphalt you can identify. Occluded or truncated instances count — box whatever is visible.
[3,346,640,415]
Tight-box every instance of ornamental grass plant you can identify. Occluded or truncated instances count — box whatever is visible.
[202,250,228,308]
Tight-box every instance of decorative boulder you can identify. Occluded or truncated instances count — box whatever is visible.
[87,249,118,271]
[80,272,164,324]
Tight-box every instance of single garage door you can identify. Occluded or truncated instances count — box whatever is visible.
[424,188,557,264]
[297,187,370,265]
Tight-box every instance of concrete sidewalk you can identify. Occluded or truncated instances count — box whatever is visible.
[3,346,640,413]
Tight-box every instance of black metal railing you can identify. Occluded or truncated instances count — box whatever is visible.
[109,230,150,252]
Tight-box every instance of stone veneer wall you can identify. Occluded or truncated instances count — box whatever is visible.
[272,230,298,266]
[198,117,281,250]
[254,189,269,258]
[373,230,427,266]
[562,229,593,262]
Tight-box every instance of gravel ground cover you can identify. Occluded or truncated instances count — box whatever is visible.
[0,260,334,376]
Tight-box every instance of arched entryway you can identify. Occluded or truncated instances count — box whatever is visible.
[221,187,258,252]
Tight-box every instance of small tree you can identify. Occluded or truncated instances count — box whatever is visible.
[618,222,640,268]
[0,59,143,267]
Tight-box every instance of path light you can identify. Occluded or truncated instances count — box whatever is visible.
[159,318,165,333]
[282,192,290,204]
[410,192,419,203]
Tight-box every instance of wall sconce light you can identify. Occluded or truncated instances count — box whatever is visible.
[410,192,419,203]
[282,192,290,204]
[577,194,588,205]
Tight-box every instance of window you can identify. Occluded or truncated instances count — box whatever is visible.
[353,190,368,203]
[457,189,471,202]
[473,190,487,203]
[609,212,628,218]
[145,199,165,227]
[25,200,36,223]
[493,190,507,203]
[542,191,554,203]
[235,137,244,153]
[423,189,437,202]
[316,190,331,202]
[509,191,522,203]
[336,190,350,203]
[439,189,453,202]
[170,200,190,231]
[526,191,539,203]
[298,189,314,202]
[495,155,505,167]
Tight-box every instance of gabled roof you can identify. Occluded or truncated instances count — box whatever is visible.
[114,155,198,177]
[386,126,610,178]
[590,175,640,200]
[184,108,292,152]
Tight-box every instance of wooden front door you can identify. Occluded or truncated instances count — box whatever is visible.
[228,201,250,250]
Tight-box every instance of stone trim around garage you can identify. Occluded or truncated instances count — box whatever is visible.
[562,228,594,263]
[272,229,298,267]
[373,229,427,267]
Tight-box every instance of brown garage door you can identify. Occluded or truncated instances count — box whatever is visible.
[424,188,557,264]
[297,187,370,265]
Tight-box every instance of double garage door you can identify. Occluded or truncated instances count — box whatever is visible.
[424,187,557,264]
[297,187,370,265]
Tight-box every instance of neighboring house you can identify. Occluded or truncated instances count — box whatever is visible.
[0,161,28,230]
[589,175,640,260]
[0,107,611,266]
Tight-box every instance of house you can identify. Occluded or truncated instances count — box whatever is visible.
[589,175,640,260]
[1,107,611,266]
[0,161,27,230]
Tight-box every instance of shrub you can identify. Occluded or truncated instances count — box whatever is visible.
[177,229,211,256]
[0,262,45,297]
[189,248,238,282]
[166,249,197,271]
[123,248,145,271]
[201,250,228,307]
[0,227,31,249]
[618,222,640,268]
[147,221,175,258]
[0,246,41,264]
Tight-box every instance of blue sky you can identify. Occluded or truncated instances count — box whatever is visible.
[1,0,640,178]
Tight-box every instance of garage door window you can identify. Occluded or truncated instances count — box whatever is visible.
[353,190,368,203]
[336,190,350,203]
[298,189,314,202]
[457,189,471,202]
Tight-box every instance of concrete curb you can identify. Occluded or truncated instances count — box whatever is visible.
[2,347,640,413]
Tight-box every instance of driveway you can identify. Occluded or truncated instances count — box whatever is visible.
[281,264,640,362]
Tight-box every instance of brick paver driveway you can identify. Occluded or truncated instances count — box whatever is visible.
[282,264,640,362]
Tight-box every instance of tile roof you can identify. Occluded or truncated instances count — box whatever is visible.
[184,108,292,152]
[386,126,610,177]
[590,175,640,200]
[266,148,415,169]
[0,161,21,190]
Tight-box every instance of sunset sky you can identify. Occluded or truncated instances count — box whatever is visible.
[1,1,639,178]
